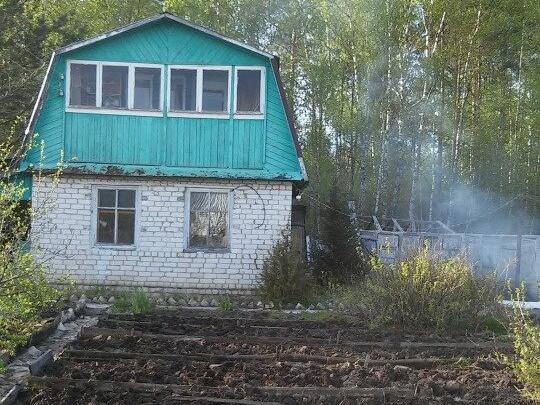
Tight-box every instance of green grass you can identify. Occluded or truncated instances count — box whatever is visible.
[112,289,154,314]
[301,310,356,323]
[216,295,235,312]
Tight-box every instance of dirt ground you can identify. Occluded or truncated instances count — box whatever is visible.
[18,309,529,404]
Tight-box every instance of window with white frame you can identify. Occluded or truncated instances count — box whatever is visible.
[67,61,163,113]
[168,66,230,115]
[235,67,265,115]
[188,191,229,249]
[96,188,136,245]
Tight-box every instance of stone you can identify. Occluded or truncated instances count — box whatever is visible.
[69,294,78,302]
[85,303,111,316]
[200,298,209,307]
[445,380,461,394]
[188,298,198,307]
[26,346,42,357]
[295,303,305,310]
[92,296,99,303]
[98,296,106,303]
[393,365,412,374]
[256,301,264,308]
[57,322,68,332]
[267,301,275,309]
[307,305,315,311]
[108,296,115,304]
[61,308,75,323]
[79,294,87,302]
[167,297,177,306]
[210,298,219,307]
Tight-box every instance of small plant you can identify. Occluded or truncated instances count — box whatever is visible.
[503,286,540,401]
[113,289,154,314]
[259,233,316,306]
[216,295,235,311]
[338,248,503,332]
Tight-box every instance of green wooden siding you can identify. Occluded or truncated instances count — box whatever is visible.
[23,18,302,181]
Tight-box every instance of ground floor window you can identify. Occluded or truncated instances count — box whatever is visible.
[96,188,136,245]
[188,190,229,249]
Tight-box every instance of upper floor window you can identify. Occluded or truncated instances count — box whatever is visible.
[235,67,265,116]
[67,61,163,114]
[168,66,231,117]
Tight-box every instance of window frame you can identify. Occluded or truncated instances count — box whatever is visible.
[233,66,266,119]
[92,185,139,250]
[66,60,164,117]
[184,187,233,252]
[168,65,232,119]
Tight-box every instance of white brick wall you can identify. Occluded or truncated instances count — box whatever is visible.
[31,175,292,294]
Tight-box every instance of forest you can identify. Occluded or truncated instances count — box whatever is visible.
[1,0,538,235]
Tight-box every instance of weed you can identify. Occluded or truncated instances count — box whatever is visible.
[216,295,235,311]
[113,289,154,314]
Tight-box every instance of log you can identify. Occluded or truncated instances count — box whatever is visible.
[79,326,512,350]
[64,348,457,369]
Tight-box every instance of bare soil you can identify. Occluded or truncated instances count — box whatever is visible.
[19,309,528,405]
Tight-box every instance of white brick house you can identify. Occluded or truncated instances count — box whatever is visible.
[18,15,306,294]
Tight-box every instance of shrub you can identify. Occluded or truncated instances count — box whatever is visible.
[311,186,370,285]
[259,233,316,306]
[338,248,502,332]
[504,287,540,401]
[0,140,61,355]
[113,289,154,314]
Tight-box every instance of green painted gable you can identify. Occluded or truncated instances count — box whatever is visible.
[22,16,305,183]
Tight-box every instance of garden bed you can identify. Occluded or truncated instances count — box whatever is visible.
[19,309,526,404]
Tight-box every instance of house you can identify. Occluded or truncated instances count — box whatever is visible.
[17,13,307,296]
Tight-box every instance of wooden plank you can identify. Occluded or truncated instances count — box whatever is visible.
[28,376,419,401]
[79,327,512,350]
[64,349,458,369]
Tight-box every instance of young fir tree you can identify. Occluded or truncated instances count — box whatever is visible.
[312,186,369,286]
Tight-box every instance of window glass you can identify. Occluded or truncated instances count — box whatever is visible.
[96,189,136,245]
[202,70,228,112]
[102,65,128,109]
[236,70,261,113]
[134,67,161,110]
[69,63,96,106]
[189,191,228,249]
[170,69,197,111]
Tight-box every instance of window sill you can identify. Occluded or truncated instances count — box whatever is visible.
[66,107,163,117]
[234,113,264,120]
[183,247,230,254]
[167,111,230,119]
[93,243,137,251]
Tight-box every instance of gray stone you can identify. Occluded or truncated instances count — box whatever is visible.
[256,301,264,308]
[210,298,219,307]
[108,296,115,304]
[295,303,305,310]
[69,294,78,302]
[98,296,106,303]
[85,303,111,316]
[200,298,209,307]
[188,298,198,307]
[57,322,68,332]
[177,298,187,306]
[393,365,412,374]
[91,297,99,303]
[79,294,87,302]
[167,297,177,306]
[26,346,42,357]
[267,301,275,309]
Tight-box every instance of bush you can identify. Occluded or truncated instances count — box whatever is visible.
[0,140,61,355]
[338,248,502,332]
[216,295,235,311]
[259,233,316,306]
[311,186,370,285]
[113,289,154,314]
[504,287,540,401]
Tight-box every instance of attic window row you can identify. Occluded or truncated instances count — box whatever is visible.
[67,61,265,118]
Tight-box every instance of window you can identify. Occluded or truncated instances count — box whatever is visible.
[170,69,197,111]
[69,63,97,107]
[168,66,230,116]
[188,191,229,249]
[235,68,264,114]
[134,67,161,110]
[102,65,128,109]
[67,61,163,114]
[202,70,228,112]
[96,189,136,245]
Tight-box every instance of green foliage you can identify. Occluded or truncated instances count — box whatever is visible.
[216,295,235,312]
[311,186,370,285]
[259,233,316,306]
[113,289,155,314]
[0,141,60,356]
[503,287,540,401]
[338,248,502,332]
